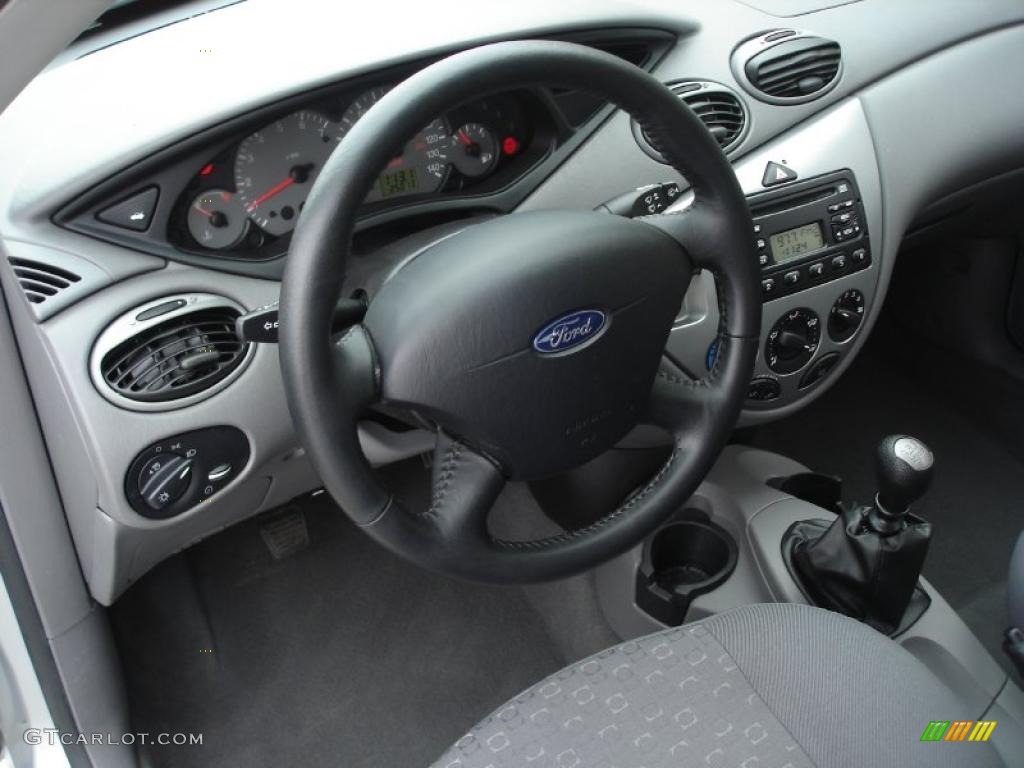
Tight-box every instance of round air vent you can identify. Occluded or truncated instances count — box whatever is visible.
[633,81,748,163]
[732,30,842,105]
[91,294,254,411]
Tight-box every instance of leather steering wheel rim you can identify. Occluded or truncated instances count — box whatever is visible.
[279,41,760,583]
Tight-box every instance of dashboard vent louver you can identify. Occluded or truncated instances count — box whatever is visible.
[633,81,747,163]
[740,35,842,103]
[7,256,81,304]
[99,308,247,403]
[678,87,746,151]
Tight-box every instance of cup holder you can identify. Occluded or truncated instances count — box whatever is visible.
[635,512,738,626]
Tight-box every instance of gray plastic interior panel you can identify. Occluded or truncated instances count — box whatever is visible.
[858,23,1024,280]
[4,260,431,604]
[985,680,1024,765]
[0,249,133,768]
[731,0,862,16]
[596,445,1023,730]
[0,262,92,639]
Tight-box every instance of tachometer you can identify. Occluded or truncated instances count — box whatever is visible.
[233,110,340,236]
[340,87,451,204]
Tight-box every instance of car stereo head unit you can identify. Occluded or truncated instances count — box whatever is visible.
[748,169,871,301]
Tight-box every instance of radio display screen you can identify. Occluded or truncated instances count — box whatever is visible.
[770,221,825,263]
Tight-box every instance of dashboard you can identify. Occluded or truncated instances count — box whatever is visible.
[51,38,663,276]
[3,0,1024,606]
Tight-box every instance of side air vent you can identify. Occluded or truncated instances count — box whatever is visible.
[91,295,254,411]
[7,257,81,304]
[733,32,842,105]
[632,81,748,163]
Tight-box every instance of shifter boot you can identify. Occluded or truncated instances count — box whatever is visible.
[791,504,931,634]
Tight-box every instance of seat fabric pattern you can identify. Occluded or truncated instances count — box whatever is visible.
[432,603,1003,768]
[433,619,813,768]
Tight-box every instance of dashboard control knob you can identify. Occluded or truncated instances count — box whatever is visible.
[765,308,820,374]
[828,289,865,342]
[138,454,193,511]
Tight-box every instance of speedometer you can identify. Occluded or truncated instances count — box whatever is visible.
[233,110,340,236]
[339,87,451,204]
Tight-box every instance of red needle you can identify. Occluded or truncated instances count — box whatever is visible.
[192,205,213,218]
[246,176,295,212]
[458,130,472,146]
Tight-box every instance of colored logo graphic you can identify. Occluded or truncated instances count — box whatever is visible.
[920,721,997,742]
[532,310,607,356]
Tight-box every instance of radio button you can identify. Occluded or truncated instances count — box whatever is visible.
[831,254,847,271]
[755,238,766,250]
[851,247,868,264]
[831,211,853,225]
[827,200,855,213]
[759,252,769,266]
[784,270,801,286]
[808,262,825,278]
[762,278,776,295]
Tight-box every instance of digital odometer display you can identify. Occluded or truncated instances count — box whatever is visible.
[376,168,418,199]
[770,222,825,263]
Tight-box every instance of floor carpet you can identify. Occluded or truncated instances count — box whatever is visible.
[111,490,566,768]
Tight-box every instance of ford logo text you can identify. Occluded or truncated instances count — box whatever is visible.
[532,310,608,356]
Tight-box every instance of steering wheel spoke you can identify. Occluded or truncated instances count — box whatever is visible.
[330,323,379,412]
[423,432,506,545]
[642,367,712,434]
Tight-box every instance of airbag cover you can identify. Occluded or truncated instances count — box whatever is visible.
[363,210,690,479]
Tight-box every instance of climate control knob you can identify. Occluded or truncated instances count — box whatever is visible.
[828,289,865,342]
[766,308,820,374]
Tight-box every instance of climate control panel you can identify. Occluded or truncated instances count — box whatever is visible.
[125,426,250,519]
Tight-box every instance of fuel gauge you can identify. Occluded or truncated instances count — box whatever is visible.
[187,189,248,250]
[450,123,498,178]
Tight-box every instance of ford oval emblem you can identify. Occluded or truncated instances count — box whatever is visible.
[532,309,608,356]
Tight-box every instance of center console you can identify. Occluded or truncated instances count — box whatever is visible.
[593,444,1024,762]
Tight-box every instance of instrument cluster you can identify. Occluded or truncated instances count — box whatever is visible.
[170,86,545,258]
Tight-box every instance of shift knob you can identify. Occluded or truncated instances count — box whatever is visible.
[870,435,933,532]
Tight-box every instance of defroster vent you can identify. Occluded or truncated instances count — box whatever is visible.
[8,256,81,304]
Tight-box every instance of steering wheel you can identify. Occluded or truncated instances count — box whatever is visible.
[278,41,760,583]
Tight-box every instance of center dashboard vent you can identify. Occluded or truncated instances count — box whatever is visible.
[733,31,842,105]
[92,295,253,410]
[633,81,748,163]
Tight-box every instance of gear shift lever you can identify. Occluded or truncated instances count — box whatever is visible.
[786,435,934,634]
[869,435,934,533]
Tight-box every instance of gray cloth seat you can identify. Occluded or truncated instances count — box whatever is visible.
[432,603,1001,768]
